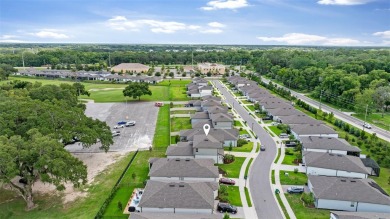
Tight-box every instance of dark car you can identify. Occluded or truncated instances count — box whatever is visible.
[217,202,237,214]
[287,186,304,194]
[219,178,235,185]
[260,145,266,151]
[117,121,127,125]
[262,116,272,120]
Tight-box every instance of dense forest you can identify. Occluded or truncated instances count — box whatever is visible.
[0,44,389,112]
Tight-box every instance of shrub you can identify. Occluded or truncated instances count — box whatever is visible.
[224,154,235,164]
[285,148,294,155]
[301,193,315,206]
[237,139,248,147]
[294,168,298,173]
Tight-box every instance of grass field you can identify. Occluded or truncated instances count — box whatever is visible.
[279,171,307,185]
[171,117,191,132]
[169,86,188,100]
[158,79,191,86]
[244,187,252,207]
[0,152,138,219]
[353,113,390,131]
[231,141,254,152]
[170,110,196,115]
[269,126,283,136]
[239,129,249,135]
[285,194,329,219]
[153,105,170,149]
[370,167,390,194]
[220,185,242,207]
[218,157,246,178]
[241,100,252,104]
[247,105,255,111]
[282,149,299,166]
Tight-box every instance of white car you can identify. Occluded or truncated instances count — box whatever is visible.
[112,131,120,137]
[363,123,372,129]
[126,121,136,127]
[114,125,124,129]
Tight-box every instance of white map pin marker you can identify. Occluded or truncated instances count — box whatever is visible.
[203,124,210,136]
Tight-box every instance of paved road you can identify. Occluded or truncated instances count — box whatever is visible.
[261,77,390,143]
[214,80,284,219]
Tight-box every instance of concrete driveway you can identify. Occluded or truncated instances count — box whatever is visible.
[281,185,310,194]
[65,102,159,153]
[214,80,284,219]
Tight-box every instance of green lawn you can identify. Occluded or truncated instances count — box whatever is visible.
[158,79,191,86]
[271,170,275,184]
[220,185,242,207]
[269,126,283,136]
[234,120,243,127]
[218,157,246,178]
[0,151,137,219]
[245,158,253,176]
[244,187,252,207]
[170,136,177,144]
[370,167,390,194]
[233,92,243,97]
[171,117,191,132]
[239,129,249,135]
[279,171,307,185]
[285,194,329,219]
[169,86,189,101]
[153,105,170,149]
[276,194,290,219]
[241,100,252,104]
[231,142,254,152]
[282,150,299,166]
[353,113,390,131]
[170,110,196,115]
[247,105,255,111]
[274,148,281,164]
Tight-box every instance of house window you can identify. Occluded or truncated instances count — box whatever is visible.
[179,177,184,180]
[350,202,354,207]
[196,148,198,152]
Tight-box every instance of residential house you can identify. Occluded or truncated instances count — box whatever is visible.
[179,128,238,146]
[260,101,291,112]
[192,120,213,129]
[193,134,224,164]
[138,180,218,214]
[197,63,225,74]
[199,86,213,97]
[192,78,208,86]
[202,95,221,102]
[277,114,323,125]
[191,112,210,126]
[303,152,370,179]
[166,142,194,159]
[111,63,150,73]
[308,175,390,212]
[201,99,222,111]
[187,89,201,98]
[267,107,305,119]
[148,158,219,182]
[130,212,221,219]
[300,136,361,156]
[330,211,390,219]
[187,100,202,111]
[206,106,229,114]
[209,113,233,129]
[290,124,339,140]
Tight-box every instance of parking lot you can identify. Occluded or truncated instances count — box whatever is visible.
[66,102,159,153]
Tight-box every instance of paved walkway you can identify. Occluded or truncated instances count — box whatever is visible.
[279,164,305,173]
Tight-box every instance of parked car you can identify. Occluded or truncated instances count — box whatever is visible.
[287,186,304,194]
[262,116,272,120]
[112,131,120,137]
[279,133,289,138]
[363,123,372,129]
[126,121,136,126]
[260,145,266,151]
[217,202,237,214]
[285,141,297,147]
[239,134,250,139]
[254,110,261,113]
[114,125,124,129]
[117,121,127,125]
[219,178,235,185]
[155,102,164,107]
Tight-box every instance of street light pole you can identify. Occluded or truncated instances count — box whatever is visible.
[319,90,323,110]
[363,104,368,131]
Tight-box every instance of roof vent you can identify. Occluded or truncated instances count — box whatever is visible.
[179,185,185,187]
[205,139,209,141]
[185,159,190,161]
[329,154,334,156]
[341,179,347,182]
[350,180,356,183]
[175,158,180,161]
[337,154,342,157]
[169,184,175,187]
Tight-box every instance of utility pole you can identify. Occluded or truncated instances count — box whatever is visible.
[319,90,323,110]
[363,104,368,131]
[22,52,25,68]
[108,52,112,68]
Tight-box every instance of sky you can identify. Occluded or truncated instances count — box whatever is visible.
[0,0,389,46]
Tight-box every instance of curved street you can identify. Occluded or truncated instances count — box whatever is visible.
[214,80,284,219]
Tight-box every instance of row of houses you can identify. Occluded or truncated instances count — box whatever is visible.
[186,78,213,98]
[15,68,163,84]
[130,79,237,219]
[227,76,390,214]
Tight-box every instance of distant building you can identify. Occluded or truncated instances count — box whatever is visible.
[197,63,225,74]
[111,63,150,73]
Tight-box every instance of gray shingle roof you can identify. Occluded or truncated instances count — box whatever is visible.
[202,95,221,102]
[309,175,390,205]
[304,151,369,174]
[199,86,213,91]
[267,107,304,117]
[193,134,223,149]
[166,142,194,156]
[290,124,338,135]
[180,128,238,141]
[330,211,390,219]
[206,106,229,114]
[201,99,222,107]
[300,136,361,152]
[191,112,210,119]
[138,181,217,209]
[130,212,222,219]
[278,114,323,125]
[148,158,218,178]
[261,101,291,109]
[192,120,213,129]
[209,113,233,122]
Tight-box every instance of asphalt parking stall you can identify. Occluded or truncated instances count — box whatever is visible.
[65,102,159,153]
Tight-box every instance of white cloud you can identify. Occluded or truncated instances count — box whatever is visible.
[200,29,223,34]
[257,33,360,46]
[0,35,18,40]
[106,16,224,34]
[0,39,27,43]
[32,30,69,39]
[201,0,249,10]
[317,0,374,5]
[208,22,226,28]
[373,30,390,38]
